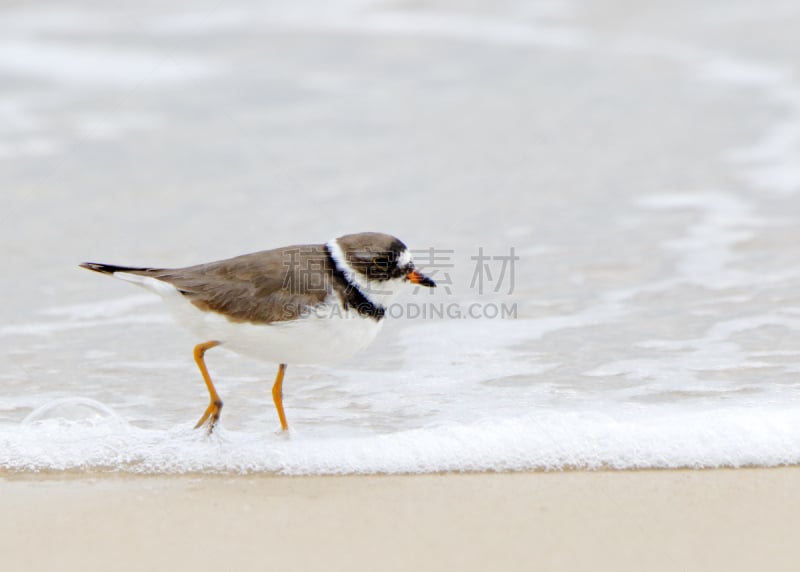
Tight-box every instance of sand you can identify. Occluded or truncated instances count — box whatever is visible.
[2,468,798,572]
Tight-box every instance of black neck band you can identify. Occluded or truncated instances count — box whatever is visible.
[325,245,385,321]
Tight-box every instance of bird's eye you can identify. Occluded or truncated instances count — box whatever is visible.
[372,256,390,269]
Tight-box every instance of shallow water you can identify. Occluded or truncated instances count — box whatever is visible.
[2,0,800,473]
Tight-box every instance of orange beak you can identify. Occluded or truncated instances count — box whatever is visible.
[407,269,436,287]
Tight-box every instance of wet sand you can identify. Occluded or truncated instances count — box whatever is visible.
[2,468,799,571]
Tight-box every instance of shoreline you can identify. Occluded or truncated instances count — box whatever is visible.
[3,467,799,571]
[1,463,798,478]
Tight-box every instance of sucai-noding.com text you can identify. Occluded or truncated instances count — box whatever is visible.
[283,302,518,320]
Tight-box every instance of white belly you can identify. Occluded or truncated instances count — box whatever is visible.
[191,303,384,364]
[118,273,383,364]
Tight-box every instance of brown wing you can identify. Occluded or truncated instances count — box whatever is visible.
[150,244,333,324]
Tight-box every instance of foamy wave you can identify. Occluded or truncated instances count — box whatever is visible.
[2,404,799,474]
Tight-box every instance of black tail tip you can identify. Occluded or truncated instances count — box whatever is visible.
[80,262,117,274]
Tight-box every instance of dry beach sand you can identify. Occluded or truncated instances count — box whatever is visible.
[2,468,799,572]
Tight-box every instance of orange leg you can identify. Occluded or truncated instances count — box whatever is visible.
[271,363,289,431]
[193,340,223,433]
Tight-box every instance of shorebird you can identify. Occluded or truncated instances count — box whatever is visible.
[81,232,436,433]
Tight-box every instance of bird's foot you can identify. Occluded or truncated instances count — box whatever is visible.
[194,399,223,435]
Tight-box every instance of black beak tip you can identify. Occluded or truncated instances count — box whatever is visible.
[421,275,436,288]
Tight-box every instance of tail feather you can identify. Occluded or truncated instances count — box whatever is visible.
[80,262,181,299]
[79,262,154,275]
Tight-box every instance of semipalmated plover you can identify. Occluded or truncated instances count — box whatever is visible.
[81,232,436,432]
